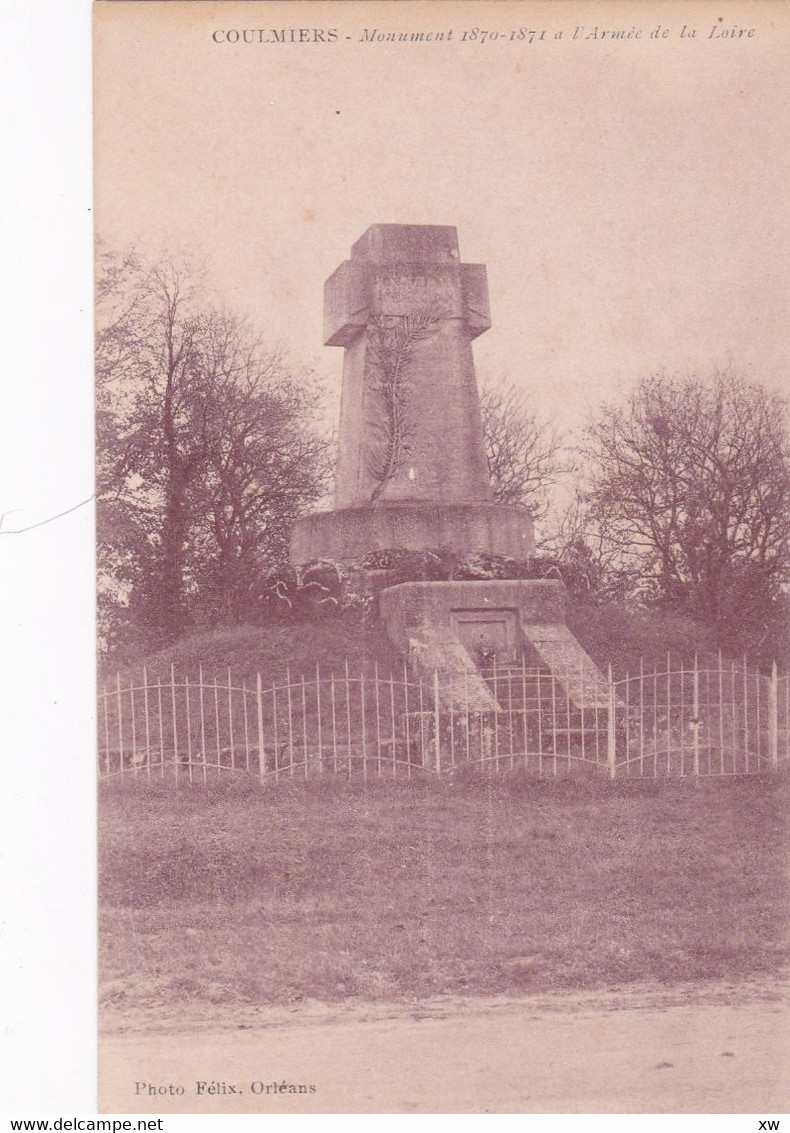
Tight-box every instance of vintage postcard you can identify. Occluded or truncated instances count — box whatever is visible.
[94,0,790,1114]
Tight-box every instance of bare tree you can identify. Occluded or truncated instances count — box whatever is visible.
[583,370,790,643]
[96,247,329,651]
[479,377,565,522]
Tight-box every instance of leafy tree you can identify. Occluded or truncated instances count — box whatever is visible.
[583,371,790,653]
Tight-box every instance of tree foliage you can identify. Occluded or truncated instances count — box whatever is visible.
[96,247,330,655]
[583,371,790,653]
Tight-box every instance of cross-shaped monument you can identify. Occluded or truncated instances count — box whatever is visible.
[291,224,534,564]
[291,224,607,708]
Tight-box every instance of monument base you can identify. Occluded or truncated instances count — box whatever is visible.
[378,579,610,709]
[290,501,534,566]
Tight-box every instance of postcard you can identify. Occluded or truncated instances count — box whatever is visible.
[94,0,790,1114]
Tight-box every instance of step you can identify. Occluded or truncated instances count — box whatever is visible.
[520,624,611,709]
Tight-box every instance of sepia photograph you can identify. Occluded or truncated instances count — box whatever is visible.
[92,0,789,1114]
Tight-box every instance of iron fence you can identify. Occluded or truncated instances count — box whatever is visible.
[98,655,789,783]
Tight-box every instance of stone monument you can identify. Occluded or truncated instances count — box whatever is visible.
[291,224,607,709]
[290,224,533,564]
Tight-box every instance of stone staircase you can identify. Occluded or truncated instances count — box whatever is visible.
[499,624,611,710]
[523,624,611,708]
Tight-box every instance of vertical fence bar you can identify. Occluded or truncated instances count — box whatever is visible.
[734,661,743,774]
[770,661,779,770]
[730,661,737,775]
[271,680,279,779]
[185,676,194,783]
[171,664,179,784]
[623,670,629,775]
[243,683,251,774]
[360,669,368,781]
[344,660,353,775]
[638,658,644,776]
[286,666,295,777]
[508,670,516,770]
[550,670,558,777]
[227,670,235,772]
[196,666,205,784]
[718,651,725,776]
[607,664,616,780]
[198,666,207,783]
[301,673,308,778]
[213,677,221,776]
[492,661,499,773]
[652,662,658,778]
[403,662,413,778]
[756,671,762,761]
[693,654,700,778]
[665,653,671,776]
[156,676,164,777]
[705,666,711,773]
[389,671,397,777]
[564,666,571,771]
[256,672,265,784]
[521,655,528,771]
[450,675,458,771]
[130,680,138,777]
[143,667,151,780]
[419,678,426,769]
[102,685,111,777]
[331,671,338,774]
[537,668,543,776]
[743,657,749,769]
[463,667,471,768]
[579,658,586,767]
[433,670,441,776]
[115,674,124,774]
[593,672,600,765]
[679,658,686,776]
[374,661,382,776]
[316,664,323,776]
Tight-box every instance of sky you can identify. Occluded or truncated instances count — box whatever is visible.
[94,0,790,444]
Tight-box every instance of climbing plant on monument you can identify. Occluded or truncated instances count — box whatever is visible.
[364,309,442,500]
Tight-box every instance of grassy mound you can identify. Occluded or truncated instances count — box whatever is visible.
[105,617,403,687]
[106,601,728,688]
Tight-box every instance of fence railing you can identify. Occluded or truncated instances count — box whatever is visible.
[98,656,789,784]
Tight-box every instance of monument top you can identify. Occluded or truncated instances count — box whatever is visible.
[350,224,461,265]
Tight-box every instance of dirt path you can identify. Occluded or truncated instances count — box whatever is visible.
[100,984,789,1113]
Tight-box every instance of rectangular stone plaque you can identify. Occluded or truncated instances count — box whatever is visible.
[452,609,518,663]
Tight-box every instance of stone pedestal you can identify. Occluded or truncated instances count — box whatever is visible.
[379,580,566,662]
[291,500,533,564]
[379,580,610,708]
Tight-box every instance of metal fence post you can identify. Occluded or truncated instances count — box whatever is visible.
[607,663,616,780]
[693,653,700,777]
[770,661,779,770]
[433,670,441,776]
[256,672,265,784]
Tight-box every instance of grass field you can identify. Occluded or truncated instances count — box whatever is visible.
[99,775,789,1020]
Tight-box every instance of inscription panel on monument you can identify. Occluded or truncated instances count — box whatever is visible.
[452,609,518,664]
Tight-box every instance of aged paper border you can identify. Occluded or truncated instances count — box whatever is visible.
[91,0,789,1117]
